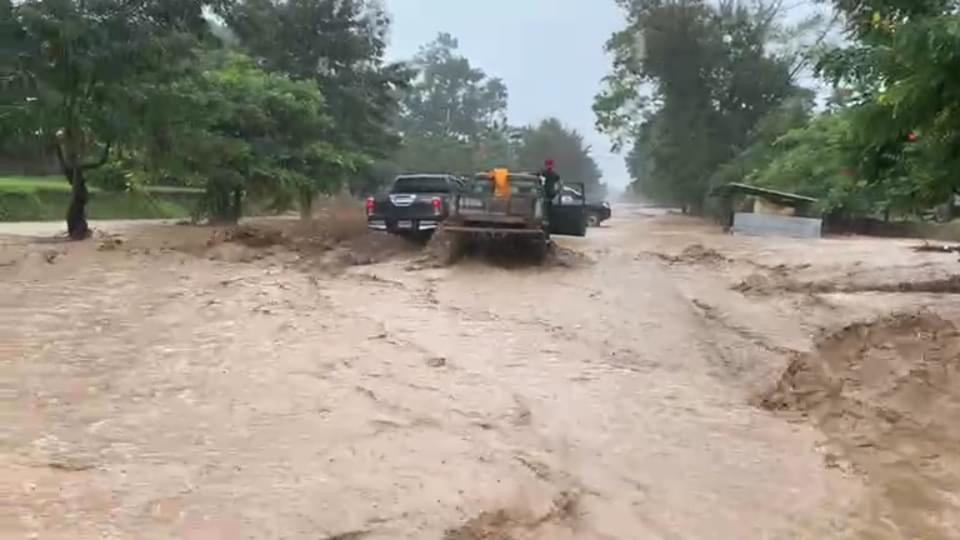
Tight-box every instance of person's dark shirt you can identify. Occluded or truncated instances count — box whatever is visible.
[540,169,560,198]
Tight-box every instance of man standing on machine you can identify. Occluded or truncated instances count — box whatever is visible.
[540,159,561,199]
[539,159,561,225]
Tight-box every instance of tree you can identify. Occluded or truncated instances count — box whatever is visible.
[142,51,362,222]
[816,0,960,206]
[224,0,412,161]
[747,110,944,221]
[707,88,816,191]
[514,119,606,200]
[749,112,869,214]
[400,33,508,141]
[388,32,513,176]
[0,0,19,122]
[3,1,222,238]
[595,0,801,211]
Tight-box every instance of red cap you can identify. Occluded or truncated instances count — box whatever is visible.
[544,159,555,170]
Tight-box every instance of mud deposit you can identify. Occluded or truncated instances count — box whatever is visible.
[443,492,579,540]
[644,243,730,266]
[763,314,960,539]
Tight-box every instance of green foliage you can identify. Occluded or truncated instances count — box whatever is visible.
[2,0,391,227]
[224,0,412,158]
[387,32,514,177]
[3,0,216,156]
[400,33,508,141]
[596,0,798,211]
[143,51,363,221]
[2,0,222,236]
[749,113,866,213]
[221,0,412,200]
[815,1,960,207]
[678,0,960,220]
[708,89,816,190]
[746,108,939,218]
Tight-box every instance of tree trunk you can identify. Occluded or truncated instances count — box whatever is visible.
[65,167,90,240]
[232,187,244,224]
[299,188,314,220]
[56,138,110,241]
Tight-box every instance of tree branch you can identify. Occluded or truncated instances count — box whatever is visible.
[81,141,111,170]
[54,141,67,172]
[789,10,841,81]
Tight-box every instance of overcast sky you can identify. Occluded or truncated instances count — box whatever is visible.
[383,0,631,188]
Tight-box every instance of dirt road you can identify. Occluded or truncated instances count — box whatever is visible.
[3,208,959,539]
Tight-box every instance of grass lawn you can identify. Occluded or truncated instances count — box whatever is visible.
[0,175,76,194]
[0,176,204,195]
[0,175,202,221]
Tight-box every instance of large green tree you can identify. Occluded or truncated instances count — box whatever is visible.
[224,0,411,161]
[384,32,514,176]
[143,51,363,223]
[400,33,508,141]
[2,0,223,238]
[595,0,798,211]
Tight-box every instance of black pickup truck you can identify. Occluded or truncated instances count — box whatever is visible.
[366,174,465,236]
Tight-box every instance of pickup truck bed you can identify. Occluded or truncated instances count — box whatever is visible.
[366,174,464,235]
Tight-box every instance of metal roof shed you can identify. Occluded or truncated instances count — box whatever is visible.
[710,183,818,208]
[710,183,823,238]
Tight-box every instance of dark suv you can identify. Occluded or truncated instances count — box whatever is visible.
[560,186,612,226]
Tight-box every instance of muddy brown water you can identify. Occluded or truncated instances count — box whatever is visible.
[2,210,959,538]
[763,314,960,539]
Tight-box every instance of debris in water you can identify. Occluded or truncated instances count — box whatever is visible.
[912,242,960,254]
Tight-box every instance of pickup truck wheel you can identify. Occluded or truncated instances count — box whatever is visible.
[587,213,600,227]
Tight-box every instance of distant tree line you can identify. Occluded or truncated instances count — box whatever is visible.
[0,1,604,239]
[386,33,606,201]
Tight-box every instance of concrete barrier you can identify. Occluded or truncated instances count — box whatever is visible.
[732,212,822,238]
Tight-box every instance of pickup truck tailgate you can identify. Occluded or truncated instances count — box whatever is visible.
[373,193,443,219]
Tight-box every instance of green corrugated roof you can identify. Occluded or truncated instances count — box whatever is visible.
[710,183,817,205]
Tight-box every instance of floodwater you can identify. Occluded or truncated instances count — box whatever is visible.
[2,207,959,539]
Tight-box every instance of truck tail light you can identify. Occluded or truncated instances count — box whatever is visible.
[431,197,442,214]
[365,197,374,214]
